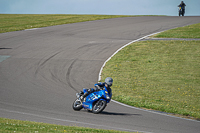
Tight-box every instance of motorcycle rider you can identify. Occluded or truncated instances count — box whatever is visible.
[80,77,113,101]
[178,1,186,15]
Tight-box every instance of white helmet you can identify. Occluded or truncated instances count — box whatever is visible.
[105,77,113,87]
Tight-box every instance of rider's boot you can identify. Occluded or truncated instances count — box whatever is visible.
[79,91,84,95]
[80,92,88,101]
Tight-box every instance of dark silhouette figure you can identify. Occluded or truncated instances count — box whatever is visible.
[178,1,186,16]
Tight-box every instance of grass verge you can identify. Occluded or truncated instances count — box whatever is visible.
[101,40,200,119]
[154,23,200,38]
[101,23,200,120]
[0,14,133,33]
[0,118,131,133]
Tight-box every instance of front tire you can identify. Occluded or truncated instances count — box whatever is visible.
[72,99,83,111]
[92,100,107,114]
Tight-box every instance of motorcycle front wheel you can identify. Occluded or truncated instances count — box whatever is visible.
[72,99,83,111]
[92,100,107,114]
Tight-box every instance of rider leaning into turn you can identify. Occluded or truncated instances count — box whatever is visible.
[80,77,113,101]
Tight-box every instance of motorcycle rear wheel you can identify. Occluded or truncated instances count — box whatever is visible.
[92,100,107,114]
[72,99,83,111]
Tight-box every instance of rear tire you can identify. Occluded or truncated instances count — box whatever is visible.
[72,99,83,111]
[92,100,107,114]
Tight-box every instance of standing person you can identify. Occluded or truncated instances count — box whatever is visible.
[178,1,186,16]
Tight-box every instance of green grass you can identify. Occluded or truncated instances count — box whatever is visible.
[101,40,200,119]
[0,118,132,133]
[1,15,200,131]
[154,23,200,38]
[0,14,133,33]
[101,23,200,119]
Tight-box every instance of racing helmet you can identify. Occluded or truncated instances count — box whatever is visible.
[105,77,113,87]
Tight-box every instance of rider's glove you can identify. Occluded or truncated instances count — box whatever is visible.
[95,85,101,91]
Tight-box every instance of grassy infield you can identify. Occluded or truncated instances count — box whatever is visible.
[0,14,199,132]
[101,23,200,119]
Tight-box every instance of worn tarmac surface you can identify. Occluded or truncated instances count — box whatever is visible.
[1,16,200,133]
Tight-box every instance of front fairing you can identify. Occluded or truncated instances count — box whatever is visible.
[82,87,112,110]
[82,92,100,110]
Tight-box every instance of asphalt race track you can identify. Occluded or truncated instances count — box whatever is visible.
[0,16,200,133]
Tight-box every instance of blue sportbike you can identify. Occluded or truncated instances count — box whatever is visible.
[72,87,112,114]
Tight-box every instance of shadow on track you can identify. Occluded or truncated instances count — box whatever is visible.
[100,111,142,116]
[0,48,12,50]
[81,110,141,116]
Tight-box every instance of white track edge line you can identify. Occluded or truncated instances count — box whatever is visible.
[0,108,152,133]
[111,99,200,122]
[98,31,163,82]
[98,31,200,123]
